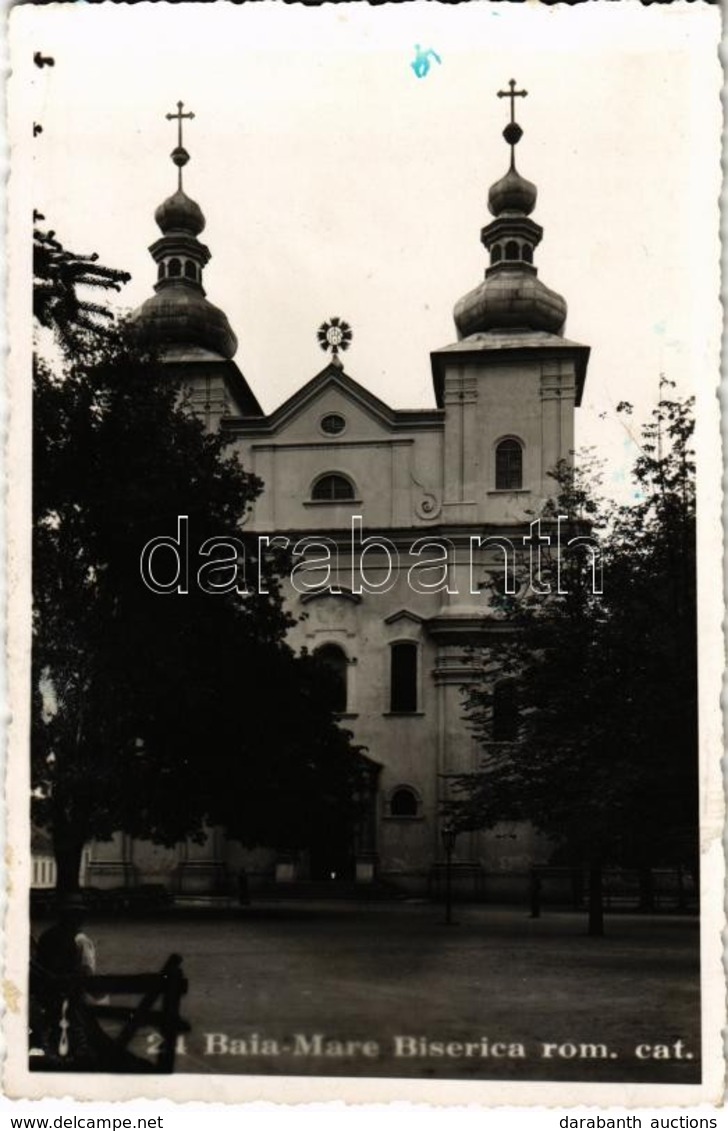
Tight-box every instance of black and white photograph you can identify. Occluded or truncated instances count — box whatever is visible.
[5,0,724,1107]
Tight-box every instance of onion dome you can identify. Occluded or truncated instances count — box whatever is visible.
[453,79,567,340]
[134,287,237,359]
[488,168,537,217]
[454,271,566,338]
[131,100,238,361]
[154,189,205,236]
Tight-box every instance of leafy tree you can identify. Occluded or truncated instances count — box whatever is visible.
[33,223,131,349]
[445,383,697,935]
[33,234,365,891]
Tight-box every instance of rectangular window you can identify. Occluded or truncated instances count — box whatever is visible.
[390,642,418,712]
[493,681,518,742]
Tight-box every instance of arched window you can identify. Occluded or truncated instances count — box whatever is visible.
[522,245,533,264]
[493,681,518,742]
[184,260,197,280]
[311,473,355,502]
[314,643,348,713]
[491,244,503,265]
[168,257,182,278]
[390,786,419,818]
[495,438,523,491]
[504,240,520,261]
[390,641,418,713]
[157,263,166,281]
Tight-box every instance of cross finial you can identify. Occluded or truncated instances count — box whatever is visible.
[166,100,195,148]
[497,79,527,123]
[497,80,527,169]
[165,100,195,189]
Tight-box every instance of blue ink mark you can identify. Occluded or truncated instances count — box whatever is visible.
[411,45,442,79]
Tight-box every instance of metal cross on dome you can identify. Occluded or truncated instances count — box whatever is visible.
[497,79,527,166]
[317,317,353,361]
[165,100,195,190]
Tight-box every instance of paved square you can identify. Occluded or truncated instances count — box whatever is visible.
[48,901,701,1082]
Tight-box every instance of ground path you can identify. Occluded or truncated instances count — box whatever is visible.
[42,901,701,1082]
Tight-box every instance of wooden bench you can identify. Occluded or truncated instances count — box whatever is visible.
[30,953,190,1073]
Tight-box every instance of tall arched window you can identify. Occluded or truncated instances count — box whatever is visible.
[390,641,418,713]
[389,786,419,818]
[495,438,523,491]
[168,257,182,278]
[505,240,520,261]
[315,643,348,713]
[184,260,197,280]
[491,244,503,265]
[493,681,518,742]
[311,473,356,501]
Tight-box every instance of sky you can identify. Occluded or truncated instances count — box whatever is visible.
[11,1,722,498]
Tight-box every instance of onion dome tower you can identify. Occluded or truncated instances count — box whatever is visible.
[453,80,567,338]
[429,81,589,526]
[132,103,261,420]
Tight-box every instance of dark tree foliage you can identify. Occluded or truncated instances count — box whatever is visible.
[33,235,366,891]
[33,225,131,348]
[445,382,697,934]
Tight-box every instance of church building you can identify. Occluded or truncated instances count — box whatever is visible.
[84,86,590,898]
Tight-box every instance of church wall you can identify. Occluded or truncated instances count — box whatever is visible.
[439,356,578,530]
[285,564,443,889]
[91,833,280,896]
[231,408,443,534]
[123,840,183,890]
[219,351,579,894]
[225,842,277,886]
[473,360,549,511]
[85,832,138,889]
[278,549,537,892]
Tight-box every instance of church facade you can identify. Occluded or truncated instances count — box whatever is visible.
[84,90,590,898]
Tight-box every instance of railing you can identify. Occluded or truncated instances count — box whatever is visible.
[425,864,698,910]
[530,866,697,913]
[427,862,486,900]
[32,855,57,890]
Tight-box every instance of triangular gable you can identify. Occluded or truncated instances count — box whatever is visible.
[225,362,441,434]
[383,609,425,626]
[264,363,398,432]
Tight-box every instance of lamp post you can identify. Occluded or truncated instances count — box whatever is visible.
[441,825,458,926]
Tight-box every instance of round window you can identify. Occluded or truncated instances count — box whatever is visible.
[320,413,346,436]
